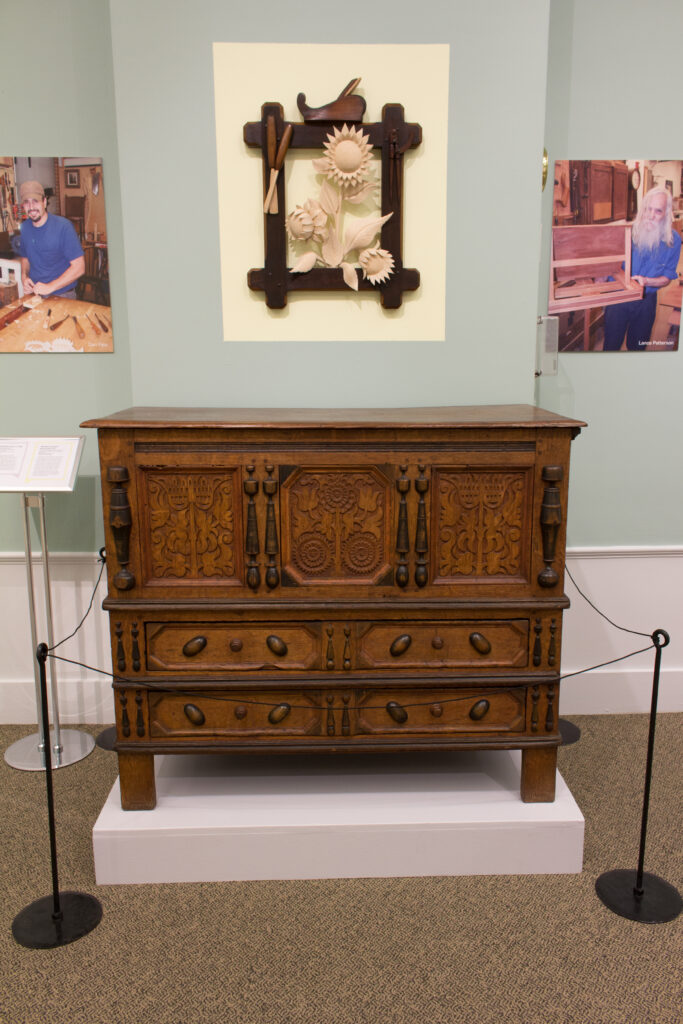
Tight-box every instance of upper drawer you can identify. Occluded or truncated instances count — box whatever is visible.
[146,622,321,673]
[357,619,529,670]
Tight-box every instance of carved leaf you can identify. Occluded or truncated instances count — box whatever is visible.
[291,251,318,274]
[344,181,378,205]
[321,229,344,268]
[319,178,341,217]
[343,213,393,257]
[340,262,359,291]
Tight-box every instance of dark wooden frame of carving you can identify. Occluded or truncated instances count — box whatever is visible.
[243,103,422,309]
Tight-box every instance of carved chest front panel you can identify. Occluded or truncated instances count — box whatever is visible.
[83,406,583,810]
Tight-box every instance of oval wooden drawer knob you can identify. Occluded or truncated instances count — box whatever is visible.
[469,699,490,721]
[268,702,291,724]
[183,703,206,726]
[469,632,491,655]
[386,701,408,724]
[389,634,412,657]
[182,636,207,657]
[266,635,288,657]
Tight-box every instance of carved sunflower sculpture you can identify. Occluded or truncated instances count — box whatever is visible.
[313,124,373,190]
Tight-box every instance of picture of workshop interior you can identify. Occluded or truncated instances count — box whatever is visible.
[0,156,113,353]
[550,159,683,352]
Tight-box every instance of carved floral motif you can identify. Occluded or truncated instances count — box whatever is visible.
[436,471,527,578]
[284,469,388,582]
[288,123,394,291]
[145,472,236,579]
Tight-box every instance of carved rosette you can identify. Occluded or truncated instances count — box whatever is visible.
[436,470,527,579]
[282,468,390,584]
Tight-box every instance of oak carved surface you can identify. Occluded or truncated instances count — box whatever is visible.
[144,471,238,582]
[280,466,391,585]
[435,470,530,580]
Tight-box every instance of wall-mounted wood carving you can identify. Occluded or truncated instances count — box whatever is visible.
[243,79,422,309]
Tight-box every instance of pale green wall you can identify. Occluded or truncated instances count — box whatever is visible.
[3,0,679,552]
[108,0,549,408]
[0,0,131,550]
[538,0,683,546]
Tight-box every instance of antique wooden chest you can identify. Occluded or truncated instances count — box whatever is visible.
[82,406,584,810]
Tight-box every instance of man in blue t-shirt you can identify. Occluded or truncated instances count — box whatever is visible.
[18,180,84,299]
[603,187,682,351]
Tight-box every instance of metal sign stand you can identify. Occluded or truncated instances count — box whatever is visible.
[1,435,93,771]
[5,493,95,770]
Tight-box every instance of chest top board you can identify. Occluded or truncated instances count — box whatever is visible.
[82,405,585,810]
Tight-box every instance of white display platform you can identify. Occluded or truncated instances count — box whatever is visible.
[93,750,584,884]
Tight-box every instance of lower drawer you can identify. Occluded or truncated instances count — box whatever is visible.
[146,685,526,741]
[356,687,525,735]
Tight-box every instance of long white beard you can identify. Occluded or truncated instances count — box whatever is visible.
[633,219,665,251]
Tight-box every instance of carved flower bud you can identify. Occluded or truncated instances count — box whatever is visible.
[286,205,316,241]
[302,199,328,241]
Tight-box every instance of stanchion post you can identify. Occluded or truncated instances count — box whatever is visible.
[11,644,102,949]
[595,629,682,923]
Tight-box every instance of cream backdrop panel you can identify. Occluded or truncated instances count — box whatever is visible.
[213,43,449,342]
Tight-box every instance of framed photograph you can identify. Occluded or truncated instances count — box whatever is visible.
[0,155,114,353]
[549,158,683,353]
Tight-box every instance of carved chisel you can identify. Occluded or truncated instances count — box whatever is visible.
[86,313,101,336]
[264,123,293,214]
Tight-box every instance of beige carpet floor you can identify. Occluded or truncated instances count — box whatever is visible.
[1,714,681,1024]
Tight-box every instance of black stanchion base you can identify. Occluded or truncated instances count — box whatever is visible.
[95,726,117,751]
[595,869,682,924]
[12,891,102,949]
[559,718,581,746]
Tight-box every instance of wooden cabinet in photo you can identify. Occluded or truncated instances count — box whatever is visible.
[83,406,584,810]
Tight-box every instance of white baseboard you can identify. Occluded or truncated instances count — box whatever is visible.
[0,548,681,724]
[561,547,682,713]
[0,552,112,723]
